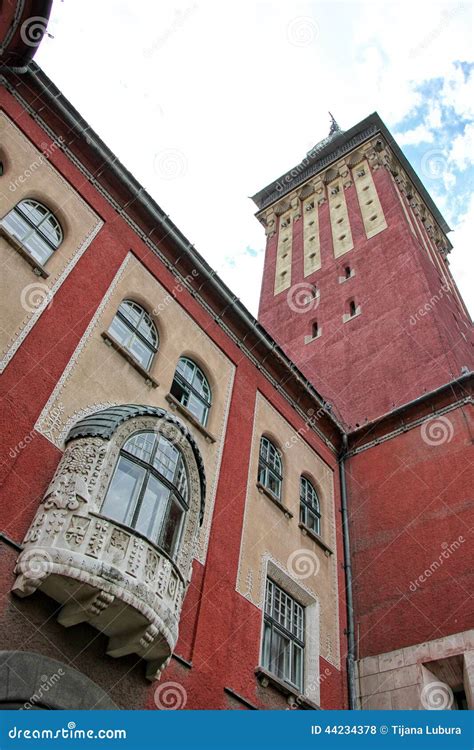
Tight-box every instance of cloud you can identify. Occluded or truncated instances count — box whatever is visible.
[395,124,434,146]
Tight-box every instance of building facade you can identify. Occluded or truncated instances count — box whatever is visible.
[0,1,472,711]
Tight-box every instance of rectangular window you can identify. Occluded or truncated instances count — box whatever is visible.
[262,579,304,691]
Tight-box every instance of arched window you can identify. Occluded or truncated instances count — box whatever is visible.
[101,431,188,558]
[170,357,211,426]
[258,437,283,499]
[1,199,63,264]
[108,300,158,370]
[349,300,356,317]
[299,476,320,535]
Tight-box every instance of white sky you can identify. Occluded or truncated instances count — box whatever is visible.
[36,0,473,316]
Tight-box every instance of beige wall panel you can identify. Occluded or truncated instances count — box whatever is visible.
[328,178,353,258]
[274,211,292,294]
[34,252,236,563]
[236,392,340,674]
[303,196,321,277]
[0,111,102,371]
[353,160,387,240]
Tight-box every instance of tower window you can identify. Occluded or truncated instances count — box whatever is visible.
[311,321,319,339]
[1,198,63,265]
[349,300,356,317]
[345,266,351,279]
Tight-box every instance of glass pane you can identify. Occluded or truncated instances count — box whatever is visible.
[292,643,303,690]
[39,215,62,246]
[108,315,133,348]
[262,621,272,669]
[23,233,54,264]
[170,377,189,407]
[185,391,207,425]
[153,436,180,482]
[19,200,47,225]
[124,432,156,463]
[270,629,290,681]
[102,456,145,526]
[120,300,142,326]
[267,471,281,498]
[306,510,320,535]
[138,315,157,346]
[2,211,30,241]
[128,335,153,369]
[134,474,169,541]
[160,496,184,557]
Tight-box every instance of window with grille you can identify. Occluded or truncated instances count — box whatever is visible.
[101,431,188,558]
[170,357,211,426]
[107,299,158,370]
[258,436,283,499]
[299,476,321,535]
[1,199,63,264]
[262,579,304,691]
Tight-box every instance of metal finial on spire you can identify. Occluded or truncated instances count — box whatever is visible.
[328,112,341,136]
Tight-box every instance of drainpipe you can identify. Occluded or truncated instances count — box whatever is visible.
[339,433,357,710]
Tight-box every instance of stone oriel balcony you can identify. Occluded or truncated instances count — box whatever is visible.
[12,405,206,681]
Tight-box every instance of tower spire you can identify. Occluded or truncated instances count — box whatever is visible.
[328,111,342,136]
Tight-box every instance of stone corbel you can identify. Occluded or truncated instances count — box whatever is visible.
[290,196,301,222]
[263,209,276,238]
[313,178,326,206]
[58,590,116,627]
[274,198,291,217]
[338,160,352,190]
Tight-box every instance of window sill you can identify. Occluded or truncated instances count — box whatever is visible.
[304,331,322,344]
[101,331,159,388]
[342,308,361,323]
[255,667,320,710]
[224,687,258,710]
[165,393,216,443]
[256,482,293,518]
[298,523,333,556]
[0,225,50,278]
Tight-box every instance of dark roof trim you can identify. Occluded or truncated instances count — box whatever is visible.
[66,404,206,522]
[251,112,450,235]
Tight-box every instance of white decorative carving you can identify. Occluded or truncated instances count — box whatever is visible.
[12,414,203,681]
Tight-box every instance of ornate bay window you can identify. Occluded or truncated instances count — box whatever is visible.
[12,405,205,681]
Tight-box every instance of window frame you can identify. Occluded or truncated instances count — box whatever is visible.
[299,475,321,536]
[108,299,158,371]
[101,430,189,558]
[1,199,63,265]
[262,578,305,692]
[258,436,283,500]
[170,357,212,427]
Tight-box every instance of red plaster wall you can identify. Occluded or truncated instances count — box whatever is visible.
[346,404,474,659]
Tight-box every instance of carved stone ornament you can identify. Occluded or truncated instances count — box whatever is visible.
[12,411,204,682]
